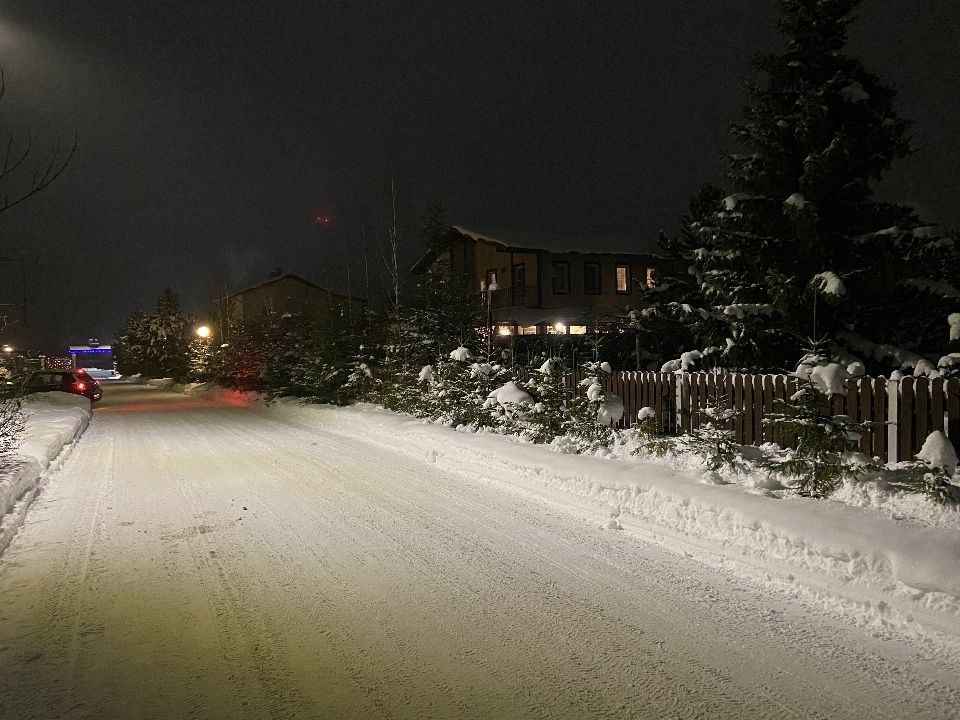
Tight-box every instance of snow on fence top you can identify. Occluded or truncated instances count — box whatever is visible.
[547,369,960,464]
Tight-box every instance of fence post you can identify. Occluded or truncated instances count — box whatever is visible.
[887,378,899,464]
[674,372,683,435]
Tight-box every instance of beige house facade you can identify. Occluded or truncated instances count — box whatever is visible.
[413,225,658,336]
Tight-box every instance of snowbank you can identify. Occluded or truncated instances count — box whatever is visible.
[270,401,960,632]
[0,393,91,554]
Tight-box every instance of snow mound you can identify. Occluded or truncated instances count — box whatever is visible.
[811,271,846,296]
[795,356,850,395]
[449,347,473,362]
[597,393,624,427]
[916,431,959,473]
[950,313,960,343]
[485,381,534,408]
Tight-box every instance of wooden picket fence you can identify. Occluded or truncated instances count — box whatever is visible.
[563,370,960,463]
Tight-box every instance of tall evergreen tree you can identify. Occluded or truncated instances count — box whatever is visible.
[113,310,152,376]
[114,289,193,379]
[413,202,480,358]
[670,0,959,373]
[146,288,192,380]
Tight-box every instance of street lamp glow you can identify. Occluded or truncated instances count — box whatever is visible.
[2,345,12,353]
[196,326,211,338]
[554,322,565,332]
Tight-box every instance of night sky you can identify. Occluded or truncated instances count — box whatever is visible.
[0,0,957,354]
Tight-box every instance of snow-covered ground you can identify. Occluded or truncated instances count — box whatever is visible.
[1,383,959,718]
[270,400,960,642]
[0,392,89,554]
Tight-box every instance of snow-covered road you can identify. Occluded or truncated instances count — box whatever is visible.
[1,384,958,719]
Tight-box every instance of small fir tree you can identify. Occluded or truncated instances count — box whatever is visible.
[674,386,744,473]
[522,357,571,444]
[631,407,672,457]
[762,342,874,497]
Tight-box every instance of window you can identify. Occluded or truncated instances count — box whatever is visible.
[512,263,526,298]
[583,262,602,294]
[552,261,570,294]
[616,264,630,294]
[646,266,657,289]
[486,269,498,288]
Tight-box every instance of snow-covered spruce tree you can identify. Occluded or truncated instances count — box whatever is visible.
[564,363,622,453]
[411,203,481,358]
[187,336,218,383]
[520,357,571,444]
[113,310,152,376]
[631,185,725,371]
[762,342,875,497]
[674,387,745,473]
[0,367,25,456]
[261,307,359,405]
[665,0,959,373]
[421,347,510,429]
[893,431,960,505]
[631,407,673,457]
[125,288,193,381]
[220,328,268,392]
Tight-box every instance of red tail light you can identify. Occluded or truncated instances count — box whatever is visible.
[75,382,86,391]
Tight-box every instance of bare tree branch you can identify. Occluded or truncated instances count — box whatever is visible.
[0,70,77,217]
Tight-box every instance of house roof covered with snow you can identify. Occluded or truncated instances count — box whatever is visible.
[229,273,365,303]
[451,225,656,255]
[411,225,657,274]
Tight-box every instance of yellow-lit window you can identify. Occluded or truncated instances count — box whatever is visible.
[616,265,630,293]
[646,267,657,288]
[568,325,587,335]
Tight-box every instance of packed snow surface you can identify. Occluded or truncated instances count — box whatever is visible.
[2,384,960,719]
[0,392,89,554]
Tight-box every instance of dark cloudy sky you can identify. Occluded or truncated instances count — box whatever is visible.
[0,0,957,353]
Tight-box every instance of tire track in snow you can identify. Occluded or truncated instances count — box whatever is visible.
[284,410,944,717]
[1,386,957,719]
[229,424,820,716]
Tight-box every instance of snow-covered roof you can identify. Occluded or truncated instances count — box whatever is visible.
[230,273,365,303]
[452,225,656,256]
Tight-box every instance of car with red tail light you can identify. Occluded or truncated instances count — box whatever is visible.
[27,370,103,403]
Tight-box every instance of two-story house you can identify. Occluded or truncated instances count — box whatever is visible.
[412,225,658,336]
[225,273,366,331]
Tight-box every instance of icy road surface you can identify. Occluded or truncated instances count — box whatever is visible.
[1,385,958,719]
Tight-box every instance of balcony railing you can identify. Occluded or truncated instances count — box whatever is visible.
[473,285,540,311]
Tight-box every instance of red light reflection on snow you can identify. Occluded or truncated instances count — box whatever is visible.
[97,401,207,413]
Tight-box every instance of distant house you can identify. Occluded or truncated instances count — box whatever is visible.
[68,341,113,370]
[411,225,658,336]
[225,274,365,330]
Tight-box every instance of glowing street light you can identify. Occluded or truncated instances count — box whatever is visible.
[196,325,211,338]
[2,345,12,353]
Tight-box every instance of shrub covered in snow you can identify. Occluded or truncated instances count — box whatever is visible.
[674,391,745,473]
[762,349,877,498]
[896,431,960,504]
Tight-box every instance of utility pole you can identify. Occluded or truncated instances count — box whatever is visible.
[0,257,26,341]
